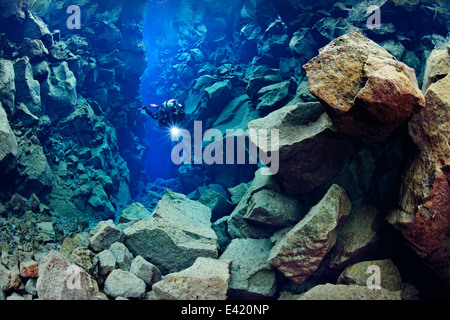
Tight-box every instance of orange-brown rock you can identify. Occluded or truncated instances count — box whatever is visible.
[388,74,450,283]
[20,260,39,278]
[303,30,425,143]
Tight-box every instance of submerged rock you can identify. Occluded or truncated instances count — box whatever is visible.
[124,190,218,274]
[329,204,382,268]
[41,61,77,121]
[227,168,281,239]
[247,102,351,195]
[0,59,16,116]
[104,269,146,299]
[337,259,402,291]
[267,184,351,284]
[388,73,450,284]
[220,238,277,299]
[0,103,18,173]
[298,283,401,300]
[303,30,425,143]
[36,250,105,300]
[89,220,124,253]
[421,46,450,93]
[152,257,231,300]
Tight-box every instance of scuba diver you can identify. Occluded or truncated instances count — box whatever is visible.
[140,99,185,128]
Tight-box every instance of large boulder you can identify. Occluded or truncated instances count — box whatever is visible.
[219,238,277,299]
[388,73,450,284]
[152,257,231,300]
[247,102,351,195]
[36,250,106,300]
[124,190,218,274]
[267,184,351,284]
[421,46,450,93]
[303,30,425,143]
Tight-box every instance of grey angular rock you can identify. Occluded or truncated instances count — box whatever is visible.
[124,190,218,274]
[268,184,351,284]
[0,103,18,173]
[152,257,231,300]
[228,182,251,205]
[23,11,52,47]
[220,238,277,299]
[19,38,49,61]
[36,250,105,300]
[89,219,124,252]
[41,61,77,121]
[227,168,281,239]
[16,134,52,197]
[129,255,162,287]
[97,249,116,278]
[104,269,146,299]
[205,80,233,106]
[246,67,281,98]
[247,102,351,195]
[212,215,231,254]
[244,189,303,230]
[14,103,39,126]
[256,81,290,111]
[199,189,234,222]
[0,59,16,116]
[0,264,22,292]
[109,242,133,271]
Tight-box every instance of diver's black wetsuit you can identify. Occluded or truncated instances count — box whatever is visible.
[142,99,185,128]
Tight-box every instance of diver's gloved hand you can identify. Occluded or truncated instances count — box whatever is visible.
[138,106,148,111]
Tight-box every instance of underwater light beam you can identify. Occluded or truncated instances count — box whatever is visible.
[169,126,182,140]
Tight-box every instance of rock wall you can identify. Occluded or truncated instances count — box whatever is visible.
[0,0,149,234]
